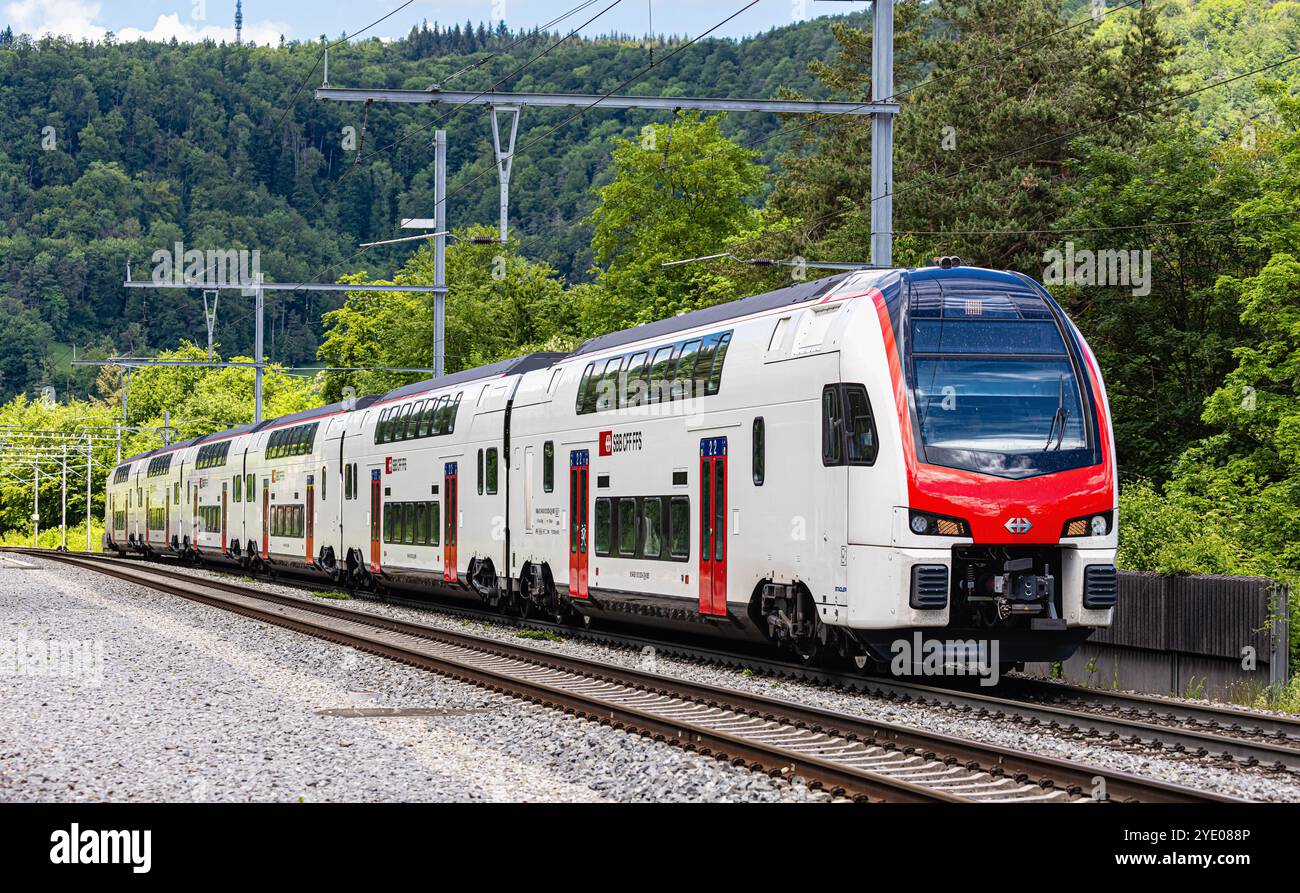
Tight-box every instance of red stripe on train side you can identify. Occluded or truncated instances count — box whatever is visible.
[871,290,1115,545]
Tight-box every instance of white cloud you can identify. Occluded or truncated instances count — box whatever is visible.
[4,0,291,44]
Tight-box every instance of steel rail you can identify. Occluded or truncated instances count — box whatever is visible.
[17,550,959,803]
[13,548,1241,803]
[22,548,1295,771]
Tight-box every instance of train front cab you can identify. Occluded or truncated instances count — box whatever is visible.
[839,268,1118,668]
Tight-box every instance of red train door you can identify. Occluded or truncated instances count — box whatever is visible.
[568,450,589,598]
[220,482,228,554]
[369,468,381,573]
[443,462,458,582]
[698,437,728,616]
[261,480,269,559]
[305,475,315,566]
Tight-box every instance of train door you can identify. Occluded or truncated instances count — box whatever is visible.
[698,437,728,616]
[164,489,170,547]
[369,468,381,573]
[305,474,315,565]
[261,479,269,559]
[443,462,458,582]
[568,450,589,598]
[144,492,150,548]
[192,483,199,546]
[220,481,228,554]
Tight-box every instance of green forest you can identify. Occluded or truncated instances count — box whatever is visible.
[2,0,1300,655]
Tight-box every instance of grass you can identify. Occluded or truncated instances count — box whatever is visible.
[313,589,352,601]
[1234,676,1300,715]
[516,628,562,642]
[0,522,105,552]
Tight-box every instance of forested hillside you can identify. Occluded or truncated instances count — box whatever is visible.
[0,12,857,399]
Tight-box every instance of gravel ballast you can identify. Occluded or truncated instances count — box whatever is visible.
[0,557,820,803]
[128,559,1300,803]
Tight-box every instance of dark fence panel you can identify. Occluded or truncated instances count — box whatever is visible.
[1028,571,1289,699]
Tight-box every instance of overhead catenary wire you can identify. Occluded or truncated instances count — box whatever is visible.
[289,0,757,304]
[420,1,765,239]
[283,0,628,252]
[658,0,1150,177]
[723,50,1300,256]
[270,0,418,136]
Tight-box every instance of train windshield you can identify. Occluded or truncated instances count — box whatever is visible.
[907,279,1095,479]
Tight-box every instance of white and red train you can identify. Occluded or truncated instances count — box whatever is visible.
[104,264,1118,668]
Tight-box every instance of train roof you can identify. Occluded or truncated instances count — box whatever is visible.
[377,352,568,403]
[570,271,863,357]
[252,394,380,432]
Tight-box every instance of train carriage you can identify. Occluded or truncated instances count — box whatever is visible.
[105,263,1119,669]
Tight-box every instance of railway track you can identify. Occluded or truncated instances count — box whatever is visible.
[9,547,1241,803]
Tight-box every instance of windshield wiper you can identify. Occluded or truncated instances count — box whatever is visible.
[1043,374,1069,451]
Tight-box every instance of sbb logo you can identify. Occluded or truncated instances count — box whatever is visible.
[599,431,613,457]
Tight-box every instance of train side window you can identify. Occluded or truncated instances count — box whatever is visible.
[477,449,484,495]
[383,504,394,543]
[344,463,353,500]
[595,356,623,412]
[399,401,418,440]
[397,404,414,441]
[432,395,449,435]
[623,352,649,407]
[414,503,427,544]
[642,497,663,559]
[404,504,415,544]
[246,474,254,502]
[669,496,690,560]
[822,385,844,466]
[618,498,638,556]
[594,498,612,556]
[486,448,498,495]
[647,345,677,404]
[706,332,732,396]
[843,385,879,465]
[320,466,327,501]
[543,441,554,493]
[753,417,765,485]
[445,393,462,435]
[417,400,435,437]
[430,502,441,546]
[575,363,596,414]
[233,476,241,503]
[672,340,702,400]
[693,334,721,396]
[173,482,180,504]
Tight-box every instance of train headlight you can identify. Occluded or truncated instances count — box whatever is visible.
[908,510,970,537]
[1062,511,1113,537]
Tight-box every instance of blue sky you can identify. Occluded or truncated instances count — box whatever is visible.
[3,1,868,44]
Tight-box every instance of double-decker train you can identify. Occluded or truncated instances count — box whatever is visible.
[104,263,1118,671]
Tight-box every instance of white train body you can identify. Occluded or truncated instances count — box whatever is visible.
[106,266,1119,665]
